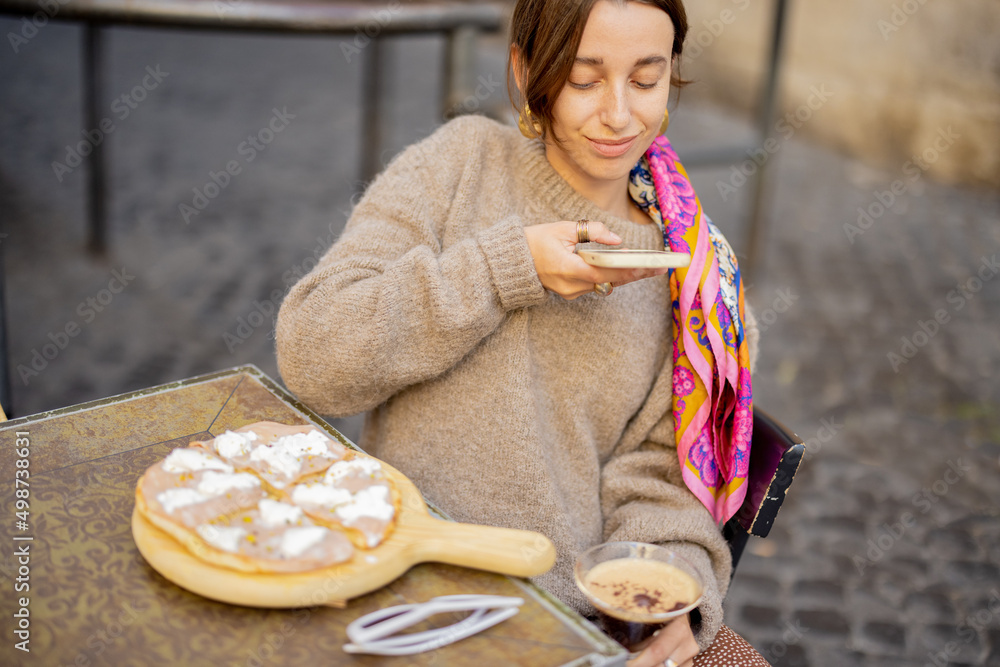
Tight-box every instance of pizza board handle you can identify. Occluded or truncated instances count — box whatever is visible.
[399,513,556,578]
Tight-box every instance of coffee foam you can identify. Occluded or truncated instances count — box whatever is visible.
[582,557,701,621]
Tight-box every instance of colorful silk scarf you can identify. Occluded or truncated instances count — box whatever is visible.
[628,136,753,524]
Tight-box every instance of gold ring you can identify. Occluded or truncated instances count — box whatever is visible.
[665,659,678,667]
[577,219,590,244]
[593,282,613,297]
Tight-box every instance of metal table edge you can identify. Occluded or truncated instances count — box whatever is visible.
[0,1,509,33]
[509,578,628,667]
[0,363,268,431]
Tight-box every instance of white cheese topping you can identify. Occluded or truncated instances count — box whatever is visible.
[258,498,303,527]
[196,471,261,496]
[291,482,352,508]
[156,488,210,513]
[213,430,258,458]
[279,526,329,558]
[323,457,383,485]
[249,443,302,482]
[336,485,395,525]
[272,430,331,458]
[162,448,233,474]
[196,524,246,553]
[156,473,259,514]
[246,430,335,485]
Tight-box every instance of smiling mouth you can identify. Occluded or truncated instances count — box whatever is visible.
[588,136,638,158]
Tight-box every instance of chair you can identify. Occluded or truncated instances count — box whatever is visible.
[723,406,805,574]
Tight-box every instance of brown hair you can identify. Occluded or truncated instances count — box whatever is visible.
[508,0,689,139]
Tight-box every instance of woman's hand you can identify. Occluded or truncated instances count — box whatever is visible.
[523,220,669,300]
[626,615,699,667]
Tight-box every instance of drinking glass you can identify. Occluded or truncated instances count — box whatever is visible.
[574,542,703,655]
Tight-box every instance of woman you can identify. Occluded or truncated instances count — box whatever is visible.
[277,0,765,664]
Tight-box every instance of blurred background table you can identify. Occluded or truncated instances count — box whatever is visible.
[0,364,625,665]
[0,0,509,254]
[0,0,507,417]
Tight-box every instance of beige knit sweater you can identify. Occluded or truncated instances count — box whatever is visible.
[276,115,758,649]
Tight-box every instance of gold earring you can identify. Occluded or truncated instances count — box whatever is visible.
[658,108,670,135]
[518,103,542,138]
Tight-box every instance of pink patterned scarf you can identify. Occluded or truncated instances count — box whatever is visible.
[628,136,754,524]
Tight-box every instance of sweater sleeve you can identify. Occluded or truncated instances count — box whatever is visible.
[600,404,732,651]
[276,120,547,417]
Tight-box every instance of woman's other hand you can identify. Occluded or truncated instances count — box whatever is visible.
[626,615,699,667]
[523,220,669,300]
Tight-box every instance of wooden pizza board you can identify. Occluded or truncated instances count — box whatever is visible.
[132,459,557,608]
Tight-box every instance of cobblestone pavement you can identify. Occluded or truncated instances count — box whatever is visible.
[2,20,999,667]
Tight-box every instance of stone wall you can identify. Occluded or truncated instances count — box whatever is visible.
[678,0,1000,188]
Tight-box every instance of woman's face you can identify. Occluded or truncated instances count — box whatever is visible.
[545,0,675,192]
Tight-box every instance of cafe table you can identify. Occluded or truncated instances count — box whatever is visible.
[0,364,626,665]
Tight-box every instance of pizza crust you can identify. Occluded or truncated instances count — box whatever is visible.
[135,422,399,573]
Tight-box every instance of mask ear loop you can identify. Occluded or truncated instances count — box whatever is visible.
[344,607,520,655]
[343,595,524,656]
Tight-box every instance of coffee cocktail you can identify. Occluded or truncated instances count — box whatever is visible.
[575,542,703,654]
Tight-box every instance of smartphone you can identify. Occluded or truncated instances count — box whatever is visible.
[577,248,691,269]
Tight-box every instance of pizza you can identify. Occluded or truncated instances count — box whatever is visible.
[135,422,399,573]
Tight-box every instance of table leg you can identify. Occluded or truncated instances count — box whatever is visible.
[83,22,107,256]
[359,35,384,189]
[443,25,478,119]
[743,0,789,280]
